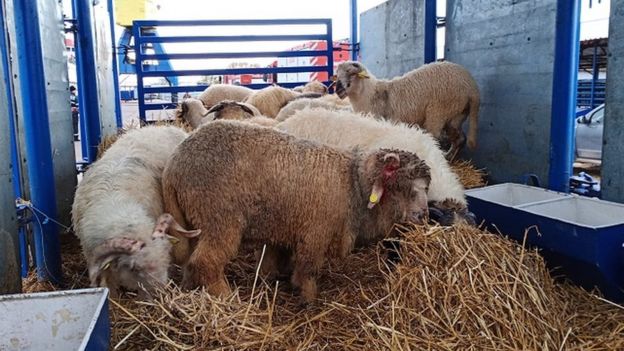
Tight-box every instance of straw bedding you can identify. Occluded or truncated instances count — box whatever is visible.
[21,126,623,350]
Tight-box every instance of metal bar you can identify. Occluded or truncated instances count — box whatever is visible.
[136,34,326,44]
[139,66,329,77]
[548,0,581,193]
[349,0,358,61]
[424,0,437,63]
[73,0,102,163]
[143,81,320,96]
[133,24,147,121]
[134,19,332,27]
[107,0,123,128]
[327,19,334,79]
[13,0,62,284]
[142,50,330,61]
[590,45,599,108]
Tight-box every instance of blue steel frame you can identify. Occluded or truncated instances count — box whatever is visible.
[72,0,103,163]
[133,19,334,121]
[13,0,62,284]
[548,0,581,193]
[424,0,437,63]
[349,0,358,61]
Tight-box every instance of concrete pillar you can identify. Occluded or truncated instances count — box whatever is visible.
[601,0,624,203]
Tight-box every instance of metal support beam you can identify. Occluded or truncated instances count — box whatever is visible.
[107,0,123,129]
[13,0,62,284]
[548,0,581,193]
[349,0,358,61]
[590,45,599,108]
[424,0,437,63]
[72,0,102,163]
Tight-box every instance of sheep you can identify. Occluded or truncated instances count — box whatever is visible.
[276,107,474,226]
[72,126,201,297]
[176,98,208,129]
[243,85,299,118]
[197,84,254,109]
[205,100,261,121]
[334,61,480,158]
[162,120,431,302]
[319,93,352,109]
[301,80,328,95]
[275,97,352,122]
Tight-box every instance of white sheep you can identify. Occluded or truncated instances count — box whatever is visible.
[276,107,473,225]
[334,61,480,158]
[72,126,200,297]
[275,97,352,122]
[243,85,299,118]
[176,98,208,129]
[198,84,254,109]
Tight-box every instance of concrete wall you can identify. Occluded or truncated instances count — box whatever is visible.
[601,0,624,203]
[0,1,20,293]
[360,0,424,79]
[38,0,76,227]
[445,0,557,185]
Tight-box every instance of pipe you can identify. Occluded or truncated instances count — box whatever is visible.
[107,0,123,129]
[349,0,358,61]
[424,0,437,63]
[72,0,102,163]
[548,0,581,193]
[12,0,63,284]
[590,44,599,108]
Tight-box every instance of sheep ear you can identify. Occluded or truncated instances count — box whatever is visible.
[368,181,384,209]
[154,213,201,239]
[206,103,225,115]
[238,103,255,116]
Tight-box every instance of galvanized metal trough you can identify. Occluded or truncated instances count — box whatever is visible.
[467,183,624,301]
[0,288,110,351]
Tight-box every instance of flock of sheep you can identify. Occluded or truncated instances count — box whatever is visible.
[72,60,481,303]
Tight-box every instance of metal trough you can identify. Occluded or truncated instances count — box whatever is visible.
[467,183,624,301]
[0,288,110,351]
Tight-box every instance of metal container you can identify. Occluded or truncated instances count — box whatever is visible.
[467,183,624,301]
[0,288,110,351]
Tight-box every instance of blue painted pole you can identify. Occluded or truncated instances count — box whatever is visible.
[133,23,147,123]
[424,0,437,63]
[349,0,358,61]
[107,0,123,129]
[590,45,599,108]
[13,0,62,284]
[72,0,102,163]
[327,20,334,78]
[548,0,581,193]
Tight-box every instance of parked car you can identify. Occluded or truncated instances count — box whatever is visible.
[575,103,604,161]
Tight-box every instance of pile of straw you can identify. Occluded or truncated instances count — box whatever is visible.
[103,225,624,350]
[450,159,487,189]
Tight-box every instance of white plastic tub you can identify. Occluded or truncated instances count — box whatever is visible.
[465,183,570,207]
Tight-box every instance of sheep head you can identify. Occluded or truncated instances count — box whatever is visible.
[334,61,372,99]
[207,100,261,121]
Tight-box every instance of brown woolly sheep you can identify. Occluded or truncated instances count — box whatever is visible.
[162,121,431,302]
[198,84,254,109]
[335,61,480,158]
[243,85,299,118]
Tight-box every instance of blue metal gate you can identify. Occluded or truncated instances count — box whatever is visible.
[132,19,335,122]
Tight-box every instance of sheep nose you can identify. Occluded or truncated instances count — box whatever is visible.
[410,210,427,225]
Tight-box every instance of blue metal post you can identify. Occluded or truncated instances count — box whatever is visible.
[424,0,437,63]
[133,23,146,122]
[548,0,581,193]
[327,20,334,78]
[590,45,599,108]
[349,0,358,61]
[107,0,123,129]
[73,0,102,163]
[13,0,62,283]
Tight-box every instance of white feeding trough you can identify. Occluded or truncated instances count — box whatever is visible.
[465,183,570,207]
[0,288,110,351]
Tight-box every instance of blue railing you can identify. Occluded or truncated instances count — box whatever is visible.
[132,19,334,122]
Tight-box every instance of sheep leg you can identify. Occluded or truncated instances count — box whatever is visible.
[257,245,292,280]
[291,239,327,303]
[182,223,242,296]
[445,116,467,161]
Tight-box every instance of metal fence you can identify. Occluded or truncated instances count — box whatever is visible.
[132,19,334,122]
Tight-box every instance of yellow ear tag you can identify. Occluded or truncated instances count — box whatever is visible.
[357,71,370,79]
[102,262,111,271]
[369,193,379,204]
[168,236,180,245]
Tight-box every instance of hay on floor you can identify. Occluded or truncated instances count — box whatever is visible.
[450,159,487,189]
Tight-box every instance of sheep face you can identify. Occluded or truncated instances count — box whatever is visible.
[361,149,431,243]
[89,213,200,295]
[335,61,371,99]
[176,98,209,126]
[206,100,260,121]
